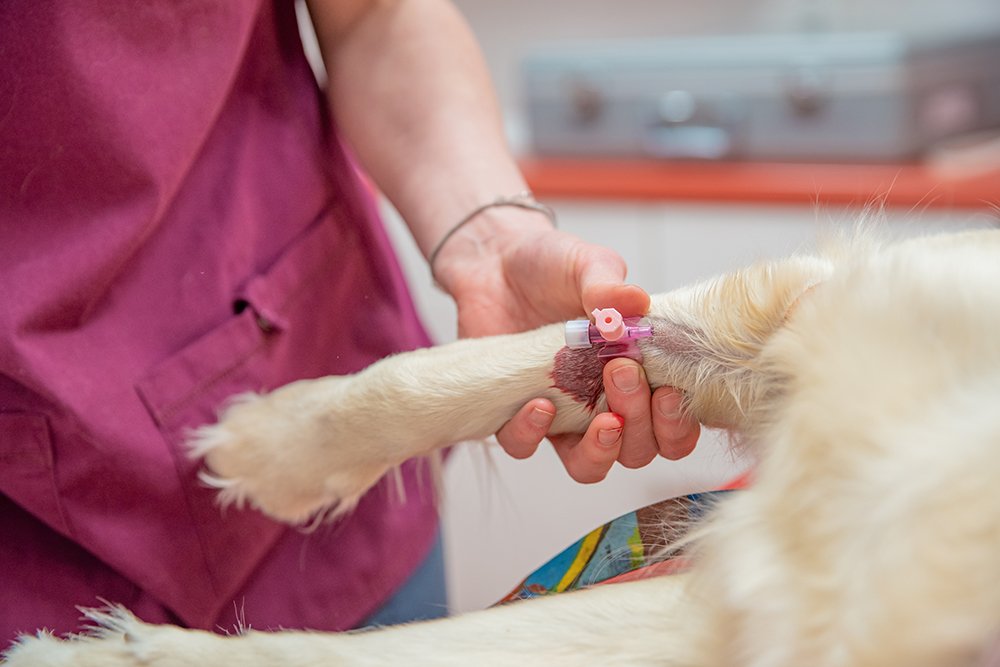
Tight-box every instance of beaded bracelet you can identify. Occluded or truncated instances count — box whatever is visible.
[427,191,557,275]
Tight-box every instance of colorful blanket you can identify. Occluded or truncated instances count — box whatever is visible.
[499,474,750,604]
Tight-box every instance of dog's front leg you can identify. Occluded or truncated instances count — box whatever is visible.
[192,254,831,525]
[189,323,591,524]
[3,575,703,667]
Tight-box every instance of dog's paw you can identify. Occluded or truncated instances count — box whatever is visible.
[2,606,203,667]
[188,377,396,526]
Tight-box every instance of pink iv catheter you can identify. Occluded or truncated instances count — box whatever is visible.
[564,307,653,362]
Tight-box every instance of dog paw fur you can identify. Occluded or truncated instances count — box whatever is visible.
[2,607,212,667]
[188,377,397,525]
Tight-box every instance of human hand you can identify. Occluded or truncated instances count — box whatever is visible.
[499,368,701,483]
[433,210,701,482]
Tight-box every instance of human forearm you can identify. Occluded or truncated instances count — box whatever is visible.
[305,0,699,474]
[307,0,550,268]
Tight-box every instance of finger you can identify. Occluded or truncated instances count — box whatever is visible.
[495,398,555,460]
[652,388,701,460]
[584,282,650,319]
[603,358,658,469]
[575,246,651,317]
[549,412,623,483]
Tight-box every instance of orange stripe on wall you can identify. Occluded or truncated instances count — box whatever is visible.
[521,157,1000,209]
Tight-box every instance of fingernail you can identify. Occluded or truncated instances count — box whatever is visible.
[657,392,684,420]
[611,365,640,392]
[529,407,555,428]
[598,427,622,447]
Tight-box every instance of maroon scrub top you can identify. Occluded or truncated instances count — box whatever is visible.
[0,0,439,641]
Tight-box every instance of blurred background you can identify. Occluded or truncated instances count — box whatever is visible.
[307,0,1000,614]
[457,0,1000,158]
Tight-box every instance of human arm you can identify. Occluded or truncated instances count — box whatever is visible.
[305,0,536,256]
[305,0,699,478]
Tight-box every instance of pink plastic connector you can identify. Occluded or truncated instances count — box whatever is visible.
[592,308,625,341]
[564,307,653,362]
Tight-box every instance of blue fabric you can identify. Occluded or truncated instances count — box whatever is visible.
[362,530,448,627]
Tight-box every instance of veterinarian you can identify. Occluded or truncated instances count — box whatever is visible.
[0,0,699,645]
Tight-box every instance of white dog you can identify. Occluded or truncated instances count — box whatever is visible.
[5,228,1000,666]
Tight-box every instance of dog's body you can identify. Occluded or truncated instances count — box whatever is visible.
[6,228,1000,666]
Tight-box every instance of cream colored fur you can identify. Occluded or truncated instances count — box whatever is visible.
[6,228,1000,666]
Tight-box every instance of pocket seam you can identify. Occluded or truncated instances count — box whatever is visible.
[0,412,74,537]
[135,310,272,428]
[155,319,272,427]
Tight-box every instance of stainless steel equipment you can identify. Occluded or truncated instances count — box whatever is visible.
[522,31,1000,161]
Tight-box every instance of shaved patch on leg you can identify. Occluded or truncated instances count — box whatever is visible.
[551,347,604,410]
